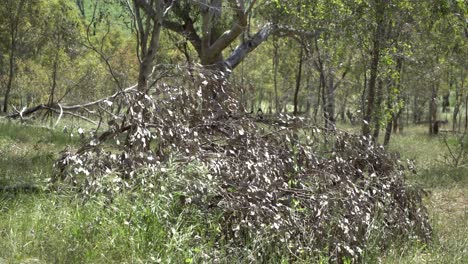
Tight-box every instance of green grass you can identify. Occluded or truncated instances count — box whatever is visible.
[378,125,468,263]
[388,125,468,188]
[0,121,78,187]
[0,120,467,263]
[0,192,216,263]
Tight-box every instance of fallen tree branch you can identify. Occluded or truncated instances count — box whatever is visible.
[45,106,98,126]
[6,84,138,121]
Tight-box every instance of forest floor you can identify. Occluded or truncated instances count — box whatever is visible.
[0,121,466,263]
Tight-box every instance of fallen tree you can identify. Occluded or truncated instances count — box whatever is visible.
[48,72,432,263]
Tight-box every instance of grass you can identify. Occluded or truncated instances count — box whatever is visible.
[0,121,77,187]
[0,120,467,263]
[379,125,468,263]
[0,192,215,263]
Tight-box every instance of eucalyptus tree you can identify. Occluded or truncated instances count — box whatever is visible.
[358,0,390,138]
[158,0,319,113]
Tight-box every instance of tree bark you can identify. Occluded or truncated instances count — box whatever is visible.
[384,82,395,146]
[361,70,367,118]
[412,96,418,124]
[305,74,312,115]
[362,38,380,138]
[383,119,392,146]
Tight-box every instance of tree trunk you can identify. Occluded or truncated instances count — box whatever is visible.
[136,24,163,92]
[384,83,397,146]
[325,68,336,130]
[384,84,395,146]
[320,70,328,126]
[383,119,392,146]
[362,0,386,138]
[454,68,464,132]
[442,93,450,113]
[392,109,400,133]
[362,38,380,137]
[453,83,461,133]
[465,93,468,132]
[392,107,404,133]
[273,40,280,114]
[406,96,409,126]
[429,83,438,135]
[362,47,380,137]
[384,58,403,145]
[361,70,367,119]
[293,49,303,116]
[313,79,321,122]
[340,95,347,123]
[3,42,15,113]
[134,0,166,92]
[412,96,418,124]
[48,52,60,106]
[3,2,23,114]
[305,74,312,115]
[372,79,384,142]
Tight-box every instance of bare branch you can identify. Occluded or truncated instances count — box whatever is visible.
[225,23,275,70]
[206,0,256,61]
[7,84,138,120]
[225,23,318,70]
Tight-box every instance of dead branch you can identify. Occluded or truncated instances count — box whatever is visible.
[6,84,137,123]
